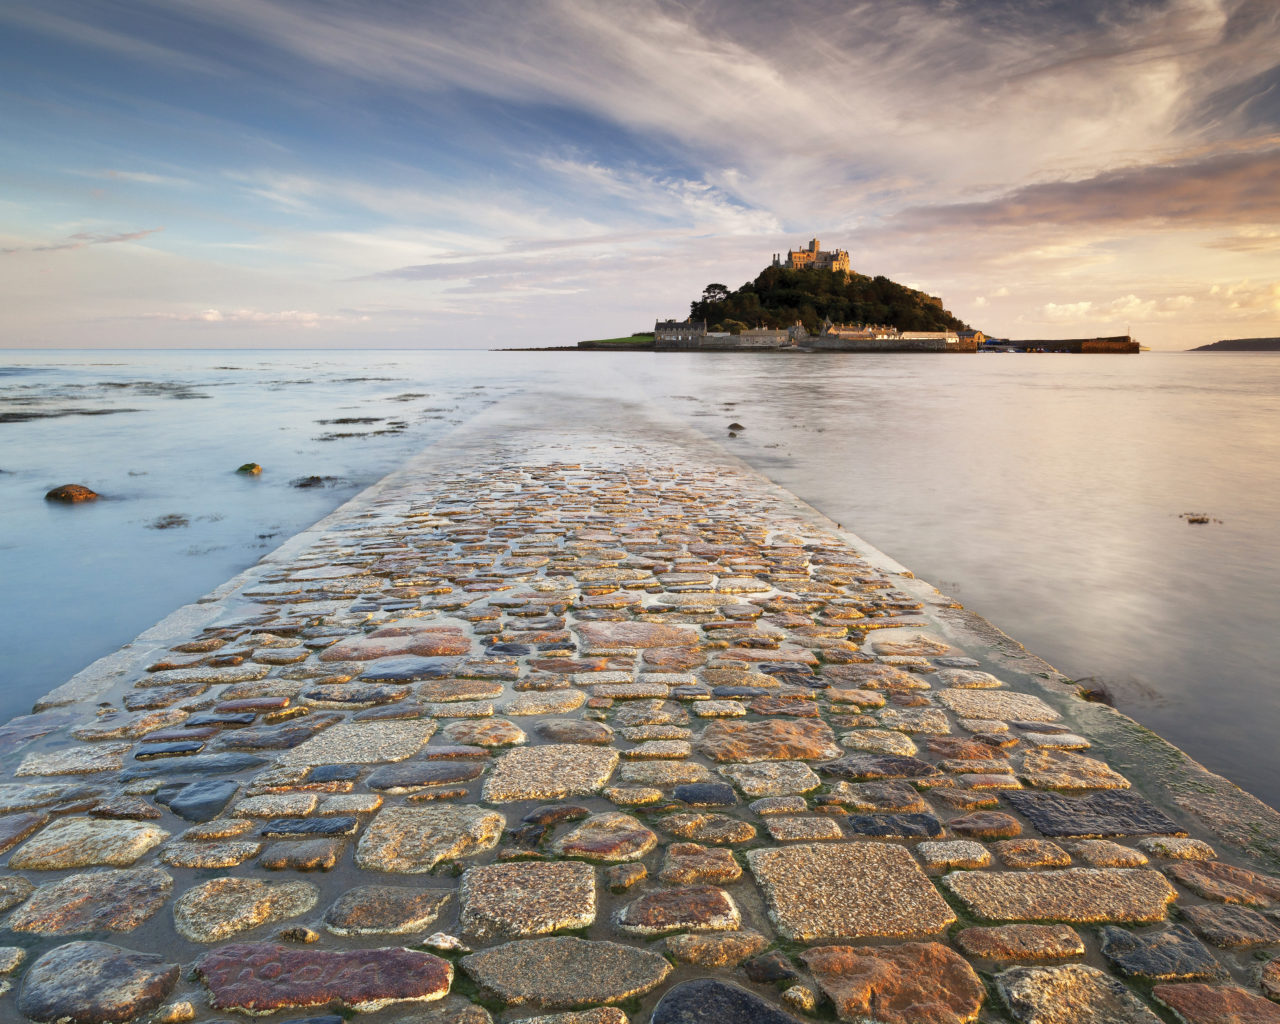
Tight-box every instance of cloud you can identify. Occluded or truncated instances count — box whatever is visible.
[895,144,1280,233]
[36,0,1277,219]
[139,307,365,327]
[75,169,192,187]
[1043,301,1095,321]
[1206,227,1280,251]
[537,159,780,236]
[1039,292,1201,325]
[1103,293,1196,319]
[1209,280,1280,313]
[1,227,164,255]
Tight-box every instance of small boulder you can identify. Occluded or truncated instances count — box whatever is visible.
[45,484,98,503]
[236,463,262,475]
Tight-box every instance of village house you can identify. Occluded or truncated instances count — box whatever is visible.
[653,318,803,351]
[653,319,707,347]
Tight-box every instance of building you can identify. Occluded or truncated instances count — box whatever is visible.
[654,319,707,348]
[900,330,967,351]
[820,321,900,341]
[654,318,801,351]
[772,238,851,274]
[806,321,974,352]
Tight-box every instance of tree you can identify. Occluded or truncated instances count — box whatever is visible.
[686,266,968,335]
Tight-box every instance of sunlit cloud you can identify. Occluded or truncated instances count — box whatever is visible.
[895,145,1280,231]
[1210,280,1280,313]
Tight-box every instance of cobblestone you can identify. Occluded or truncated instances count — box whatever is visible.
[0,449,1264,1024]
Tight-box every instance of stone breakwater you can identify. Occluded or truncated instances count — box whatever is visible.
[4,402,1280,1024]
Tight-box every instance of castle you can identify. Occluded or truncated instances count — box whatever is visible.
[772,238,850,274]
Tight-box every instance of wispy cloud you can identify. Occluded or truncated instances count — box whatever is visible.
[1206,227,1280,251]
[894,144,1280,231]
[139,307,366,326]
[2,227,164,255]
[92,169,192,187]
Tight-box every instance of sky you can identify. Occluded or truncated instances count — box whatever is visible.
[2,0,1279,350]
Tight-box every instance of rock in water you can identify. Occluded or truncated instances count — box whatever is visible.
[236,463,262,474]
[18,941,179,1024]
[45,484,99,503]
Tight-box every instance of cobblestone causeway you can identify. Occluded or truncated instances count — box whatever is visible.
[4,406,1280,1023]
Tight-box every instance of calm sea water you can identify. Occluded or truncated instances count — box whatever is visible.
[3,349,1278,805]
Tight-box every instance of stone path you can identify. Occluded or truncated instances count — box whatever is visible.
[4,407,1280,1023]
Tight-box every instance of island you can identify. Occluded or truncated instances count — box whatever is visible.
[561,238,1139,353]
[642,239,1135,353]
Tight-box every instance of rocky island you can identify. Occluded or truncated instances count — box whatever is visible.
[575,241,1136,354]
[0,392,1276,1023]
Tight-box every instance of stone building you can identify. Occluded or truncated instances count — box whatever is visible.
[808,322,973,352]
[772,238,851,274]
[654,318,801,351]
[654,319,707,348]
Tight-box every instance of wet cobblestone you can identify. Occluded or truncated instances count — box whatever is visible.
[2,448,1278,1022]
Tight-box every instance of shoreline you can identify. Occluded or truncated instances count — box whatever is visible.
[4,390,1279,1022]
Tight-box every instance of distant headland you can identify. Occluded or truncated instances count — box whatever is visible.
[1189,337,1280,352]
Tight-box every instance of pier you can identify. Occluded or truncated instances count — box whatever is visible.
[3,392,1278,1023]
[986,335,1140,353]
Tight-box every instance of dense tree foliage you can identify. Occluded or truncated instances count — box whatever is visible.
[688,266,969,334]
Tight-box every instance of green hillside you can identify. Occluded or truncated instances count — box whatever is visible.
[689,266,969,334]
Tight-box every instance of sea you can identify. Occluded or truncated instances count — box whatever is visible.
[3,348,1279,806]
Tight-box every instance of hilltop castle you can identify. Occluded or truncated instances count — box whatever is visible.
[772,238,850,274]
